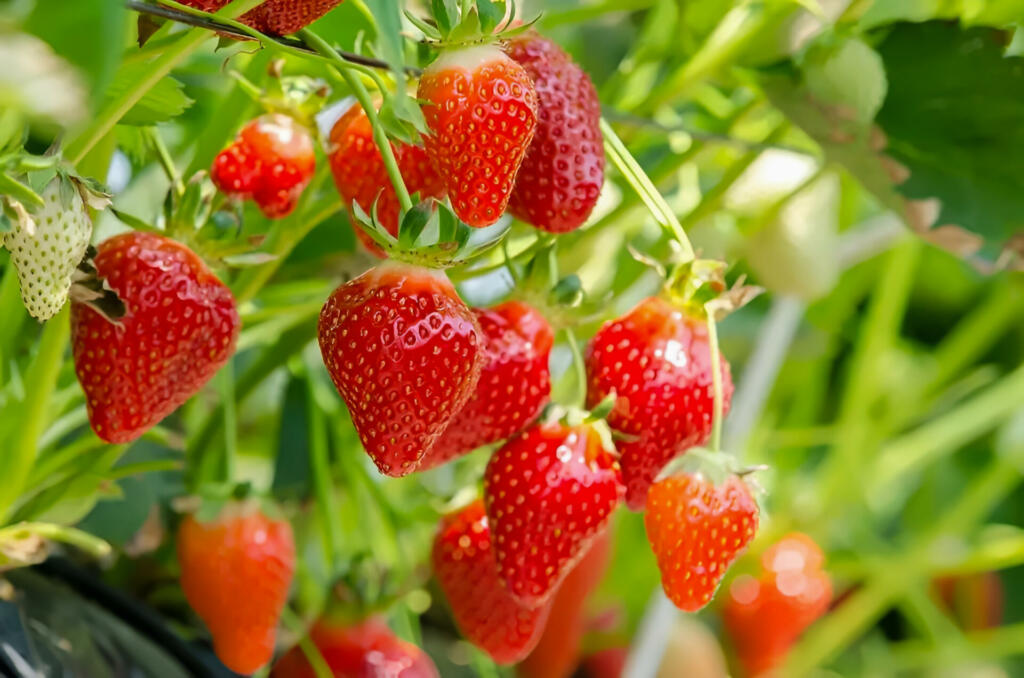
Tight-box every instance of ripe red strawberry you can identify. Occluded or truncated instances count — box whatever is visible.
[328,101,445,257]
[484,422,621,609]
[419,301,553,470]
[272,617,439,677]
[179,0,343,35]
[178,501,295,675]
[506,32,604,233]
[516,530,612,678]
[211,113,316,219]
[317,261,483,476]
[585,296,733,511]
[417,44,538,227]
[71,232,239,444]
[723,533,832,676]
[644,473,758,612]
[433,499,551,664]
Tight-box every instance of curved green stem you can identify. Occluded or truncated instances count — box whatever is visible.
[564,327,587,410]
[705,308,723,453]
[280,607,332,678]
[299,29,413,214]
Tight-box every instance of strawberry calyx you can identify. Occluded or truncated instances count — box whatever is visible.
[655,447,765,497]
[407,0,535,49]
[508,242,592,331]
[352,198,511,269]
[174,482,284,525]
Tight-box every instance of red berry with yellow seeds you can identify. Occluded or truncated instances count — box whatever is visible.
[178,0,343,36]
[211,113,316,219]
[178,501,295,675]
[272,617,439,678]
[328,101,445,257]
[723,533,832,676]
[644,473,758,612]
[71,232,239,444]
[484,422,621,609]
[432,500,551,664]
[419,301,553,470]
[317,261,484,476]
[585,296,733,511]
[418,44,538,227]
[507,32,605,233]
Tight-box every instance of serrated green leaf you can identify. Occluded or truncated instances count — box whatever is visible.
[104,61,194,126]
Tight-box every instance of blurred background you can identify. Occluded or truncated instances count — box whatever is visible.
[0,0,1023,676]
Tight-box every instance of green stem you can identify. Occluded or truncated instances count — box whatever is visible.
[307,377,343,572]
[66,0,269,166]
[107,459,183,480]
[0,306,70,523]
[564,327,587,410]
[146,127,184,197]
[280,607,333,678]
[0,521,112,560]
[705,308,723,453]
[220,360,237,484]
[299,29,413,213]
[600,117,695,260]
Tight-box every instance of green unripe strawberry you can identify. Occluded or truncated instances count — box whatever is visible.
[3,176,99,320]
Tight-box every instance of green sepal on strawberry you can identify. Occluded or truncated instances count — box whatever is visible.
[484,421,621,609]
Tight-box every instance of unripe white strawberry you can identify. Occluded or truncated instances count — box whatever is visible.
[3,176,94,320]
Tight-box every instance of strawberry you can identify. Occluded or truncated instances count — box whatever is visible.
[211,113,316,219]
[419,301,553,470]
[484,422,621,609]
[71,232,239,444]
[644,473,758,612]
[328,101,445,257]
[585,296,733,511]
[516,530,612,678]
[417,44,538,227]
[273,617,439,677]
[178,0,343,36]
[3,176,94,320]
[178,501,295,675]
[506,32,604,233]
[433,499,551,664]
[723,533,832,676]
[317,260,483,476]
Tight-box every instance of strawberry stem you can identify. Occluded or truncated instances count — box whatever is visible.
[705,307,723,454]
[280,607,333,678]
[145,127,184,199]
[307,375,343,572]
[219,360,238,484]
[564,327,587,410]
[299,29,414,214]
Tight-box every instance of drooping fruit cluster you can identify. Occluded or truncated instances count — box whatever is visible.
[420,301,553,469]
[178,0,343,36]
[71,231,239,444]
[586,296,733,511]
[484,422,621,609]
[328,101,445,256]
[433,500,551,664]
[3,176,95,321]
[273,617,439,677]
[317,261,484,476]
[178,501,296,675]
[645,473,758,611]
[723,533,832,676]
[211,113,316,219]
[506,32,605,233]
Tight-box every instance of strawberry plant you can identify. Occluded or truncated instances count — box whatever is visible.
[0,1,1023,677]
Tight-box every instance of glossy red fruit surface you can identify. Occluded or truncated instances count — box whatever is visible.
[645,473,758,612]
[273,617,439,677]
[585,296,733,510]
[71,232,239,444]
[420,301,553,470]
[433,500,551,664]
[211,113,316,219]
[507,32,604,233]
[484,422,621,609]
[178,501,295,675]
[328,101,445,257]
[418,44,538,227]
[179,0,343,35]
[317,261,483,476]
[723,533,832,676]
